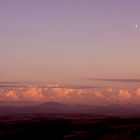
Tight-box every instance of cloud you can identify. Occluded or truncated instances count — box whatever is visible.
[94,92,105,98]
[118,90,132,98]
[22,86,44,101]
[57,85,99,89]
[0,84,140,105]
[136,88,140,96]
[4,90,19,101]
[91,78,140,83]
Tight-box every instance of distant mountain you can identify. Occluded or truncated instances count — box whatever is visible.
[0,101,140,117]
[39,101,67,108]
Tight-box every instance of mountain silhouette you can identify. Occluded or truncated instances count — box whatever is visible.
[0,102,140,117]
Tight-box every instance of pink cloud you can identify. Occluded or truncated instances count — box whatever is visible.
[0,84,140,105]
[118,90,132,99]
[5,90,19,100]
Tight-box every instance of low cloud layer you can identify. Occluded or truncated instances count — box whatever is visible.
[0,83,140,105]
[92,78,140,83]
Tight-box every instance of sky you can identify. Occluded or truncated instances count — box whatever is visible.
[0,0,140,84]
[0,1,140,105]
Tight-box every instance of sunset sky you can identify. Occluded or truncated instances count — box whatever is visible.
[0,1,140,105]
[0,0,140,83]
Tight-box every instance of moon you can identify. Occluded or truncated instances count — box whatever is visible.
[135,24,139,29]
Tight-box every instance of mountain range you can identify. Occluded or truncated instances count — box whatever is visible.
[0,101,140,117]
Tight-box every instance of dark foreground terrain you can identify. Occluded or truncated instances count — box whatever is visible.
[0,114,140,140]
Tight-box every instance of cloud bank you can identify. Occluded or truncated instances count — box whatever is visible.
[92,78,140,83]
[0,83,140,105]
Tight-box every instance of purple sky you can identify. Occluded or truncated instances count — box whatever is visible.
[0,0,140,84]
